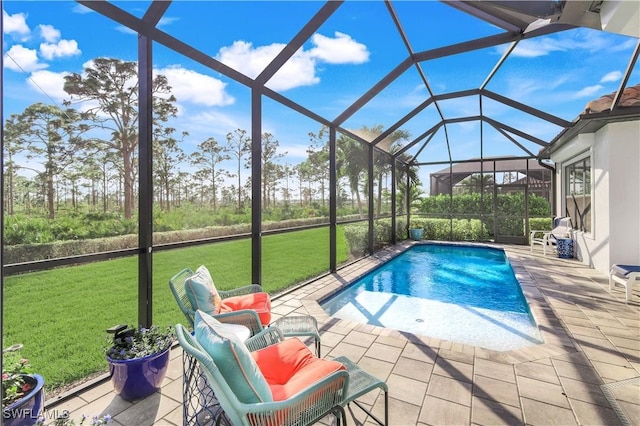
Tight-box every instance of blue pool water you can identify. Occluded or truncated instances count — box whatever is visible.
[321,244,543,351]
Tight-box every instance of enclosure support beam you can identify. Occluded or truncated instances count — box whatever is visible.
[0,0,5,353]
[391,160,397,245]
[138,34,154,328]
[251,89,262,285]
[368,144,375,254]
[329,127,337,272]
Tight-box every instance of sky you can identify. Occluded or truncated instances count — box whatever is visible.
[2,1,640,194]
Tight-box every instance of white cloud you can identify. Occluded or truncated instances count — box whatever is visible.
[3,45,47,72]
[217,40,318,91]
[3,10,30,39]
[574,85,603,98]
[156,66,235,107]
[72,4,93,14]
[281,144,311,159]
[217,40,284,79]
[309,32,369,64]
[268,50,319,91]
[27,70,70,102]
[600,71,622,83]
[38,24,60,43]
[40,39,81,60]
[509,38,566,58]
[115,25,137,35]
[216,32,369,92]
[504,78,541,98]
[183,110,244,139]
[505,29,635,59]
[158,16,179,27]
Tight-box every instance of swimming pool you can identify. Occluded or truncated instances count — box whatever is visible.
[321,243,544,351]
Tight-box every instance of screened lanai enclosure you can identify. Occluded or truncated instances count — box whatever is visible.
[1,0,639,393]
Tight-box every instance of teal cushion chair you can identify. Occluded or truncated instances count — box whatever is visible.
[169,267,266,335]
[176,311,349,426]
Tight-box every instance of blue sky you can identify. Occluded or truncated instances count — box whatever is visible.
[3,1,639,192]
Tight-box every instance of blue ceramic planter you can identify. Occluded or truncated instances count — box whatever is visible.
[2,374,45,426]
[107,347,171,401]
[409,228,423,240]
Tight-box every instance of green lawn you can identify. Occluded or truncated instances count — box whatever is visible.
[2,226,349,391]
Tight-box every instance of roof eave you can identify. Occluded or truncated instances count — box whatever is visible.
[540,107,640,159]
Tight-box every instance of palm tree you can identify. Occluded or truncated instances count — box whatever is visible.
[337,135,368,218]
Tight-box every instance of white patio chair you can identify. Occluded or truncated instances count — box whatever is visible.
[609,264,640,301]
[530,217,572,255]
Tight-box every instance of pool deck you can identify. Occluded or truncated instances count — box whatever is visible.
[46,242,639,425]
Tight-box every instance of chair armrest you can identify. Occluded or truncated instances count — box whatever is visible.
[213,310,264,336]
[245,327,284,352]
[219,284,264,299]
[241,370,349,425]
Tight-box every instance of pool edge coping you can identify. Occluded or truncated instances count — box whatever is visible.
[300,240,580,364]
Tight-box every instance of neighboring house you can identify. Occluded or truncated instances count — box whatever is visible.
[544,83,640,275]
[429,158,552,198]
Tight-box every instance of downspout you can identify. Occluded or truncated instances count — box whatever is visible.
[537,154,557,217]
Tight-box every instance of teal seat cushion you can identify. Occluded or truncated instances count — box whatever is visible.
[185,266,221,314]
[194,310,273,404]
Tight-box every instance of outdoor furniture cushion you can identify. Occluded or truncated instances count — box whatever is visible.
[184,266,222,315]
[252,338,346,401]
[609,264,640,301]
[194,310,273,404]
[221,293,271,326]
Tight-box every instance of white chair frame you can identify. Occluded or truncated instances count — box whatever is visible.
[609,265,640,301]
[530,217,572,256]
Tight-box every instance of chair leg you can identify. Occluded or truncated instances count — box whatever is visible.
[383,389,388,426]
[609,274,614,291]
[334,405,347,426]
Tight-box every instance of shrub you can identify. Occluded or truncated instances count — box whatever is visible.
[529,217,552,231]
[419,193,551,217]
[407,217,489,241]
[343,222,368,257]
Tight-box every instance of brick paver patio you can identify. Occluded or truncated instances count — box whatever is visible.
[45,242,639,425]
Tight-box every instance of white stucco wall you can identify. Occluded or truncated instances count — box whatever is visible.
[551,120,640,275]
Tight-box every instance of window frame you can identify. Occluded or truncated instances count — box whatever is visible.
[563,151,593,234]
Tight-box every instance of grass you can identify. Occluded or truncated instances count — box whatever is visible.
[3,226,349,391]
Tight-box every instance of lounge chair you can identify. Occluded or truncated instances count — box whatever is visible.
[608,264,640,301]
[169,266,269,335]
[530,217,572,256]
[175,312,348,426]
[169,267,322,356]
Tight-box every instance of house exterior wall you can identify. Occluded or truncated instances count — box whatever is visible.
[551,120,640,275]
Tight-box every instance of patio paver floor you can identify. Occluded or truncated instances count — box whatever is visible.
[46,242,639,425]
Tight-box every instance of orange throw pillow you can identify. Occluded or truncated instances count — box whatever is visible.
[251,338,345,401]
[220,292,271,325]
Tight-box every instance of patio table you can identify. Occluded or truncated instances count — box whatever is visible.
[271,315,322,357]
[333,355,388,426]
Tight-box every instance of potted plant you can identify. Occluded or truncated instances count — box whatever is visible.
[104,325,174,401]
[409,221,423,240]
[2,344,45,426]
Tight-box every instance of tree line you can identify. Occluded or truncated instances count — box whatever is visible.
[3,57,421,223]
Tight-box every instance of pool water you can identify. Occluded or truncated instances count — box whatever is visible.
[321,244,544,351]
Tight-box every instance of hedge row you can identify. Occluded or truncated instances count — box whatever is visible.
[3,216,358,265]
[341,216,554,258]
[419,193,551,216]
[5,215,554,265]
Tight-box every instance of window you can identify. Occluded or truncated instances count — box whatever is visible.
[565,157,591,232]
